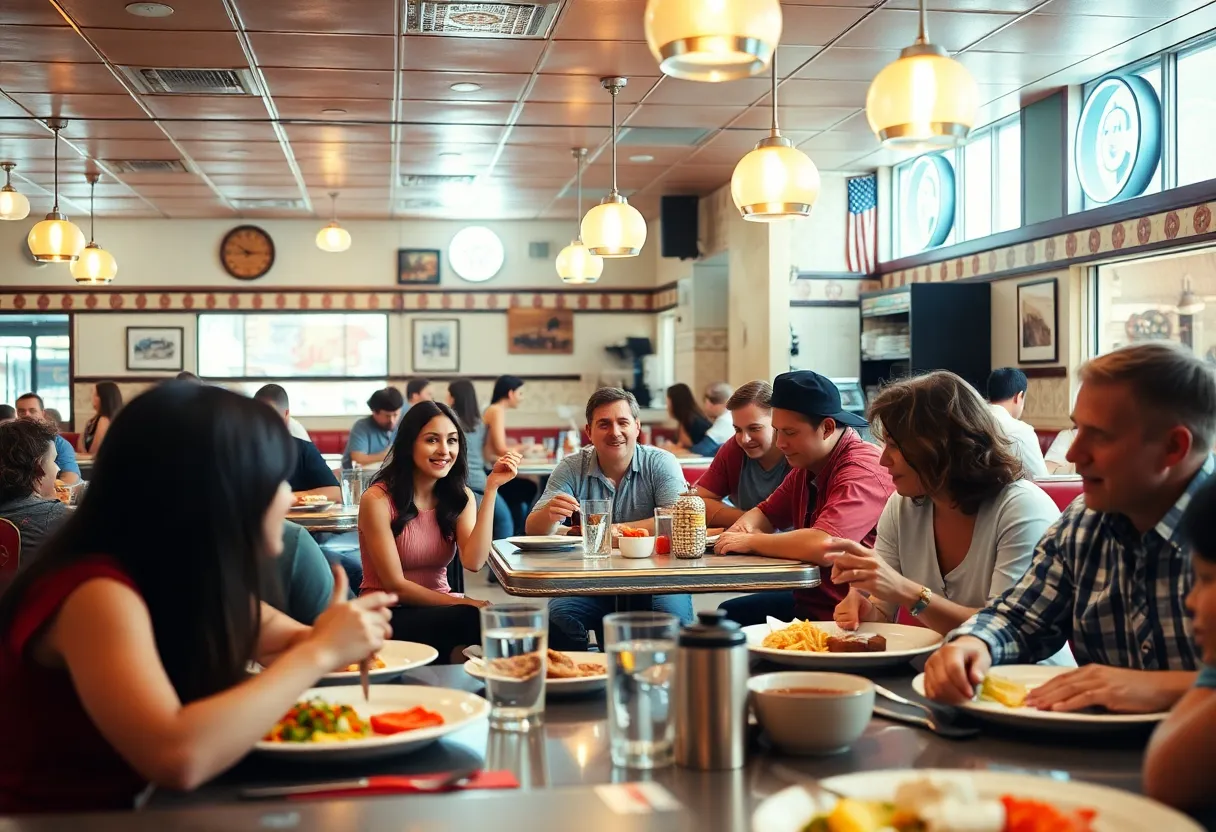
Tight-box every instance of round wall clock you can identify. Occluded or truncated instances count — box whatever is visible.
[220,225,275,280]
[448,225,504,283]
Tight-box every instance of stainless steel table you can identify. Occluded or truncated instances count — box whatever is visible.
[514,455,715,477]
[6,663,1201,831]
[286,505,359,533]
[489,540,821,597]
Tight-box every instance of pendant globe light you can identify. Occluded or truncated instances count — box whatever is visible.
[315,191,352,253]
[731,51,820,221]
[27,121,85,262]
[0,163,31,221]
[581,77,647,258]
[865,0,979,150]
[70,173,118,285]
[556,148,604,284]
[644,0,782,83]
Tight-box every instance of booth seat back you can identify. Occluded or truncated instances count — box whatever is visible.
[1033,478,1083,511]
[1035,429,1061,456]
[61,432,80,449]
[311,430,350,455]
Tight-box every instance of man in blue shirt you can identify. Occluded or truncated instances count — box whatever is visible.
[527,387,692,650]
[404,378,433,412]
[15,393,79,484]
[342,387,404,469]
[254,384,340,503]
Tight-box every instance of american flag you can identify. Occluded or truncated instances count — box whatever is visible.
[846,174,878,274]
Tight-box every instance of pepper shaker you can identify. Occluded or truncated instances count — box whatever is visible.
[675,610,748,770]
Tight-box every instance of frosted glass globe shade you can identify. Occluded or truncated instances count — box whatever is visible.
[70,243,117,284]
[731,141,821,221]
[581,200,647,258]
[556,240,605,283]
[644,0,782,82]
[316,222,352,252]
[28,215,86,262]
[866,49,979,150]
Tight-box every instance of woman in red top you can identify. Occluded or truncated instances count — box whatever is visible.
[0,383,397,814]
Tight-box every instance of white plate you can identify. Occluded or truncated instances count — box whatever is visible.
[255,685,488,762]
[506,535,581,552]
[463,651,607,696]
[911,665,1170,732]
[744,620,943,670]
[290,501,334,512]
[317,640,438,686]
[752,768,1201,832]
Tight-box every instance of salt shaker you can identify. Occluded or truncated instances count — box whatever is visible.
[675,610,748,770]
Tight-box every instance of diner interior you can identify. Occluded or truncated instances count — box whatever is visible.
[2,0,1216,829]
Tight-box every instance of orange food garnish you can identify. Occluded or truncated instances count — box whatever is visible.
[370,706,445,735]
[1001,795,1097,832]
[618,526,649,538]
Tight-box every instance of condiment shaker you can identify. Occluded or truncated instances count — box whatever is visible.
[675,610,748,770]
[669,486,707,559]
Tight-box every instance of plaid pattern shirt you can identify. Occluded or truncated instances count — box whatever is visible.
[951,455,1214,669]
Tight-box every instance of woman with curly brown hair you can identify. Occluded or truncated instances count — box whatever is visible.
[0,418,69,561]
[828,371,1062,638]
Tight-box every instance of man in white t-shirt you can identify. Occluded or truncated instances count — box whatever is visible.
[986,368,1048,479]
[703,381,735,445]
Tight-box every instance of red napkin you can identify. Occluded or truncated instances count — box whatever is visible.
[286,771,519,800]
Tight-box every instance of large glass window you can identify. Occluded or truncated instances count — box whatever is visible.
[198,314,388,378]
[224,380,386,417]
[995,120,1022,232]
[963,132,992,241]
[1178,42,1216,186]
[0,316,70,420]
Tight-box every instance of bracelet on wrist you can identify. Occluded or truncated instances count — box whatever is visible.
[908,585,934,617]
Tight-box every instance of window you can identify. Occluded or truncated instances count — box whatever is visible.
[1093,250,1214,360]
[224,380,386,417]
[963,132,992,241]
[0,316,70,420]
[1177,42,1216,186]
[995,120,1022,232]
[197,314,388,378]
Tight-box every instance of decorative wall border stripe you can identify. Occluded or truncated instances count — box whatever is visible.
[74,373,586,384]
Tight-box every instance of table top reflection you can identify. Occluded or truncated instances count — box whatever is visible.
[287,504,359,533]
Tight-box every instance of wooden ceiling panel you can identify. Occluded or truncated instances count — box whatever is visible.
[400,100,514,125]
[517,101,610,128]
[249,33,396,71]
[400,36,545,73]
[500,125,608,149]
[540,40,663,77]
[143,95,271,119]
[780,5,873,47]
[400,71,529,102]
[177,140,288,161]
[116,182,222,198]
[56,0,234,29]
[731,105,860,132]
[553,0,648,42]
[0,61,127,94]
[644,77,771,107]
[0,25,105,63]
[795,48,903,81]
[283,124,392,144]
[261,68,396,98]
[528,73,657,104]
[60,120,168,141]
[398,123,506,144]
[85,28,249,68]
[4,92,147,120]
[1,0,70,26]
[61,137,181,160]
[192,158,294,175]
[836,10,1020,52]
[399,143,500,163]
[271,97,391,121]
[627,105,742,129]
[236,0,398,35]
[162,120,280,142]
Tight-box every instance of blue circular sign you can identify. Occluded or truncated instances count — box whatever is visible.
[1075,75,1161,204]
[903,154,956,252]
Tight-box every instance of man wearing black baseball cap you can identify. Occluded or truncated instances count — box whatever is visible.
[716,371,894,625]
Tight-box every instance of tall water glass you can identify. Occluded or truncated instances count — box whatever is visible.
[480,604,548,732]
[604,611,679,769]
[580,499,612,559]
[340,469,366,507]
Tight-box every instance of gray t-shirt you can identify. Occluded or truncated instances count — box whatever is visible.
[463,422,487,492]
[538,444,685,523]
[736,456,792,512]
[0,495,69,564]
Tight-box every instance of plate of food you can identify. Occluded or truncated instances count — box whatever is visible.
[911,666,1170,732]
[743,618,943,670]
[256,685,488,762]
[464,648,608,696]
[316,640,439,686]
[752,768,1200,832]
[291,495,335,512]
[506,535,582,552]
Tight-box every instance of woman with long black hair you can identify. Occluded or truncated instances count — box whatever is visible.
[448,380,513,541]
[665,382,720,456]
[359,400,520,663]
[0,383,396,814]
[78,381,123,453]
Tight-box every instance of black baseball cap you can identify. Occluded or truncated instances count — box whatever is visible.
[770,371,868,428]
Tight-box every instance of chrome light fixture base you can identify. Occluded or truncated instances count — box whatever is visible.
[656,36,771,82]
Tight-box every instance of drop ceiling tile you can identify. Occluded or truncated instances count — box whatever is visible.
[121,182,223,198]
[599,146,695,165]
[769,79,872,107]
[304,173,399,188]
[249,33,396,71]
[1043,0,1211,16]
[306,187,388,201]
[86,28,249,68]
[400,71,529,102]
[732,105,860,132]
[5,93,148,120]
[69,138,182,160]
[60,121,168,142]
[627,105,743,130]
[284,124,392,144]
[795,47,902,81]
[399,143,499,163]
[216,184,306,199]
[802,149,876,170]
[400,100,514,125]
[0,26,104,63]
[238,0,399,35]
[837,9,1019,52]
[177,140,289,161]
[780,5,873,47]
[293,144,393,163]
[691,129,816,162]
[401,36,545,73]
[273,97,393,121]
[57,0,233,28]
[102,170,213,185]
[208,173,303,187]
[883,0,1041,10]
[0,61,127,94]
[261,67,396,98]
[518,101,611,128]
[644,77,771,107]
[0,120,47,139]
[975,14,1160,55]
[540,40,661,77]
[554,0,648,42]
[55,180,137,199]
[528,74,656,104]
[193,159,295,175]
[499,138,606,162]
[0,0,71,25]
[142,95,272,119]
[581,163,680,190]
[162,121,281,142]
[399,123,505,144]
[800,130,882,152]
[953,50,1082,84]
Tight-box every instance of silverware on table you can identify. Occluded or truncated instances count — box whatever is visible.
[359,659,370,702]
[873,704,980,738]
[239,769,480,800]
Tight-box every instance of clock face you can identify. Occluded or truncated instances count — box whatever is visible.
[220,225,275,280]
[448,225,504,283]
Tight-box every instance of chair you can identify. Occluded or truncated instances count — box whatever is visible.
[0,518,21,594]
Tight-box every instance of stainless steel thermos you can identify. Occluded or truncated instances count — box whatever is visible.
[674,610,748,770]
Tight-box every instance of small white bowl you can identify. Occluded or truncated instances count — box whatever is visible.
[617,536,656,559]
[748,671,875,755]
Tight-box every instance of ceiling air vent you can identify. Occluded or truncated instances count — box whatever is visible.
[104,159,189,174]
[405,2,559,39]
[232,198,307,210]
[617,127,714,147]
[400,174,478,187]
[398,198,443,210]
[119,67,258,95]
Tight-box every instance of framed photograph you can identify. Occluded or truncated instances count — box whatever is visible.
[127,327,184,371]
[397,249,441,285]
[1017,278,1058,364]
[508,308,574,355]
[412,318,460,373]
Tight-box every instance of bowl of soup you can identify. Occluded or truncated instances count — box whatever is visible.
[748,671,874,755]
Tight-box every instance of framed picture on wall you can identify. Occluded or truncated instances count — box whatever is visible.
[397,249,441,285]
[508,308,574,355]
[412,319,459,372]
[126,327,184,372]
[1017,278,1058,364]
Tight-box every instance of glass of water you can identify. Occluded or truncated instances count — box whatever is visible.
[480,604,548,732]
[604,611,679,769]
[580,499,612,559]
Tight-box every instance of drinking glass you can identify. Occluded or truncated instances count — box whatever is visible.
[653,507,674,556]
[340,469,366,507]
[580,499,612,559]
[604,611,679,769]
[480,604,548,732]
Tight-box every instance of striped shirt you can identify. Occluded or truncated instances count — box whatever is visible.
[951,455,1214,669]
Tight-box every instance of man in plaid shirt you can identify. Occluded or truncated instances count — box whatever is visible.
[926,343,1214,713]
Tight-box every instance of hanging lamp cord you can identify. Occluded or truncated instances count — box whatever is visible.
[329,192,338,223]
[610,86,618,195]
[574,151,584,240]
[917,0,929,44]
[771,52,780,134]
[51,127,60,213]
[88,178,96,244]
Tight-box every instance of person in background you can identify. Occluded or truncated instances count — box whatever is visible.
[483,375,535,536]
[0,405,16,424]
[0,382,396,813]
[262,521,341,626]
[15,393,79,485]
[703,381,736,446]
[527,388,693,650]
[986,368,1048,479]
[0,419,69,562]
[44,408,66,430]
[664,383,720,457]
[255,384,340,504]
[79,382,123,454]
[405,379,433,411]
[925,343,1212,714]
[448,380,512,542]
[359,401,519,663]
[342,387,404,469]
[1144,476,1216,814]
[695,381,791,528]
[715,372,894,625]
[1044,427,1077,475]
[829,372,1064,642]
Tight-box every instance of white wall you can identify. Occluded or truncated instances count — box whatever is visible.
[790,306,860,377]
[790,173,851,274]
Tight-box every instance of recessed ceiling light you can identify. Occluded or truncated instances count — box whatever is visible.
[125,2,175,17]
[450,82,482,93]
[229,148,250,156]
[438,152,462,159]
[629,154,655,163]
[320,108,348,115]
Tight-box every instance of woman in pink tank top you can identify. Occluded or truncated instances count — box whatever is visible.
[359,400,521,663]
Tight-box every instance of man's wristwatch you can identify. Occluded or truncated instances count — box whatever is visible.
[908,585,934,617]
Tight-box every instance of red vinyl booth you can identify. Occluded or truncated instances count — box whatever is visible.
[1034,478,1083,511]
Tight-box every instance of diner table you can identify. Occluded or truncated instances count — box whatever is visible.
[286,504,359,533]
[4,662,1200,832]
[513,454,715,478]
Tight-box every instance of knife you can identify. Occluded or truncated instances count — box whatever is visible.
[359,659,370,702]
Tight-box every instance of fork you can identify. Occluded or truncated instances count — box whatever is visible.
[873,684,979,738]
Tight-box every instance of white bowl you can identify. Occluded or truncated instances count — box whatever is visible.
[618,536,656,559]
[748,671,874,755]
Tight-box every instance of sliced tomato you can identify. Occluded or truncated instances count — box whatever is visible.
[371,707,446,735]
